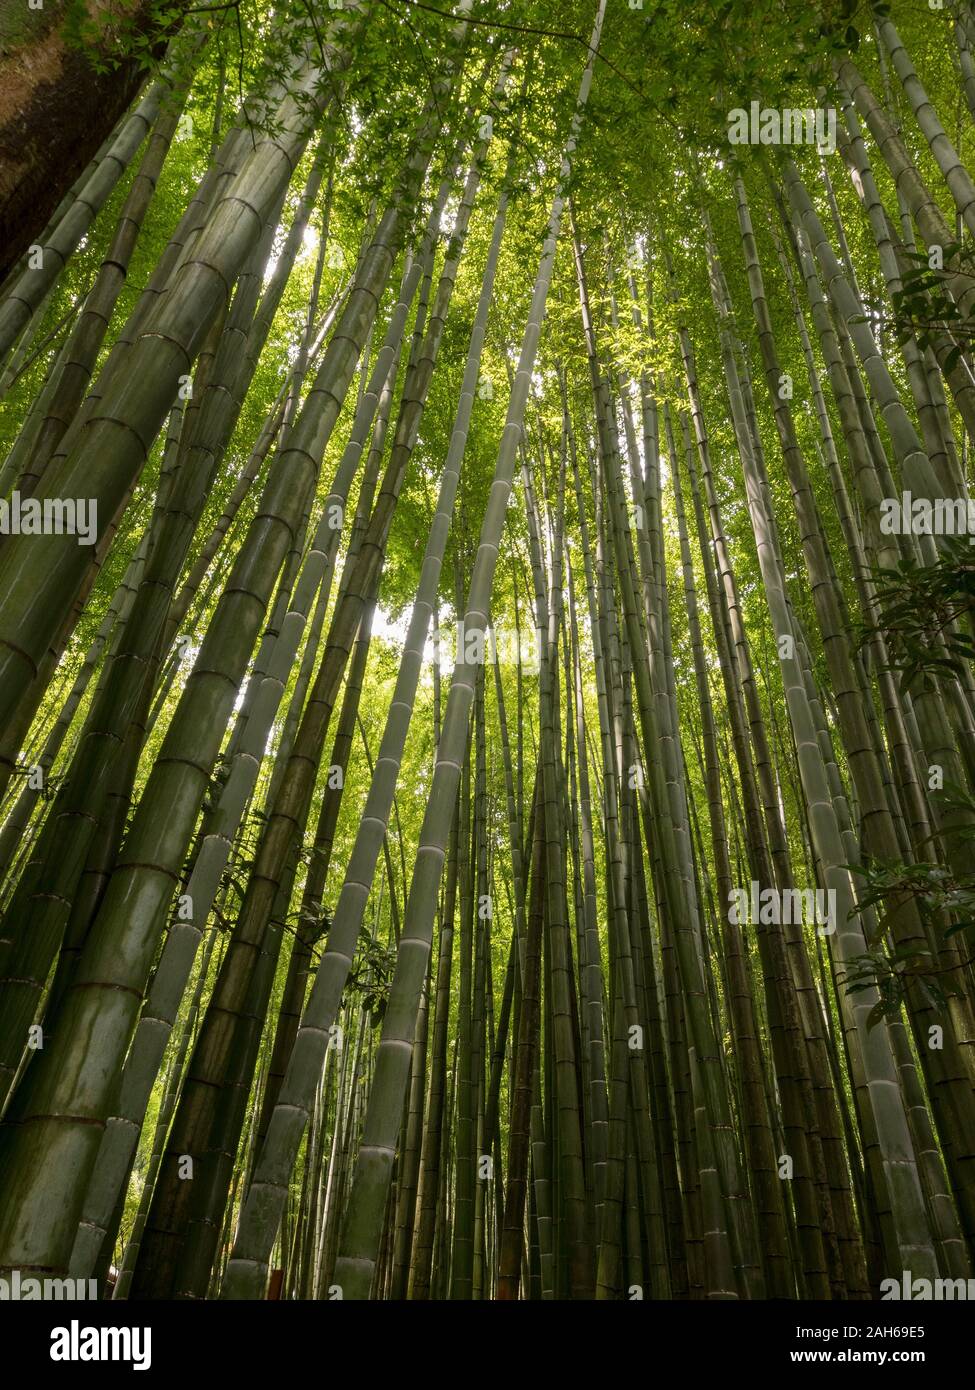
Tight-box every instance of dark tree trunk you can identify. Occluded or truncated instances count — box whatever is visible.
[0,0,180,282]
